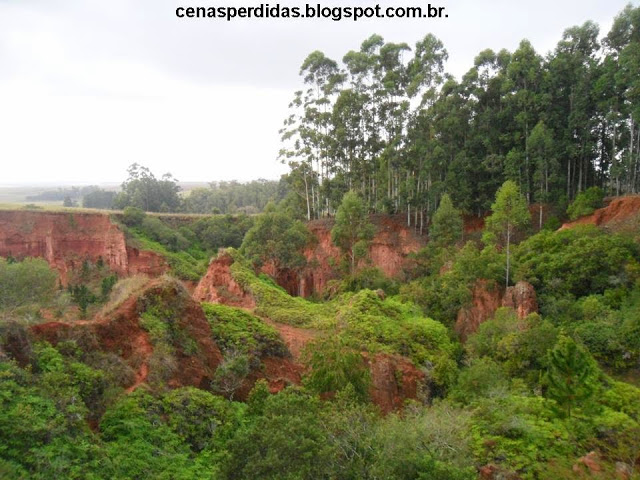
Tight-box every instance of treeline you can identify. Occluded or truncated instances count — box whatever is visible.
[183,179,289,214]
[279,5,640,226]
[79,164,287,214]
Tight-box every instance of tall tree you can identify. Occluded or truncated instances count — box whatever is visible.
[429,193,463,248]
[485,180,530,287]
[331,191,375,273]
[546,335,598,418]
[529,121,558,229]
[240,202,310,277]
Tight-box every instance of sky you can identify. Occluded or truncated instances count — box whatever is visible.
[0,0,637,185]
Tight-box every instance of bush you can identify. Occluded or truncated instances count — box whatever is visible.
[515,225,639,304]
[202,303,288,359]
[566,187,604,220]
[121,206,146,226]
[0,257,58,310]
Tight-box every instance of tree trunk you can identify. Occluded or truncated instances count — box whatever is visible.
[506,224,511,288]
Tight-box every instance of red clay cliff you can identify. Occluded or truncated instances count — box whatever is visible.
[0,210,168,283]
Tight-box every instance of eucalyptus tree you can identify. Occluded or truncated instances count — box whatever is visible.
[529,120,559,229]
[503,40,544,202]
[546,22,601,199]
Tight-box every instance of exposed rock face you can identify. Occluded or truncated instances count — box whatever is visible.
[30,278,223,391]
[573,451,602,475]
[0,210,168,283]
[234,357,304,401]
[364,353,426,414]
[294,215,425,297]
[560,195,640,231]
[193,251,256,308]
[502,282,538,319]
[455,280,538,341]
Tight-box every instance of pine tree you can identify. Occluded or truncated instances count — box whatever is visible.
[546,335,598,418]
[429,193,463,248]
[485,180,530,287]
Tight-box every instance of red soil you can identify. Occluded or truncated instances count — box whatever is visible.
[31,278,223,392]
[455,280,538,341]
[560,195,640,231]
[363,352,426,414]
[0,210,168,284]
[263,318,318,361]
[193,251,256,308]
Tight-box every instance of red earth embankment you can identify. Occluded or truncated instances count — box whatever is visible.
[269,215,426,297]
[30,277,223,392]
[455,280,538,341]
[560,195,640,232]
[0,210,168,283]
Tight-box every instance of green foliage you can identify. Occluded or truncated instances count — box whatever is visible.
[515,225,639,307]
[545,335,599,418]
[400,242,504,326]
[333,266,399,296]
[363,403,476,480]
[121,206,146,226]
[212,350,251,399]
[82,189,116,210]
[99,389,220,479]
[183,179,287,214]
[137,282,201,385]
[229,250,456,389]
[430,193,463,247]
[202,303,288,359]
[191,214,253,251]
[100,274,118,301]
[566,186,604,220]
[485,180,530,286]
[241,201,310,272]
[228,249,332,327]
[469,394,575,478]
[125,224,208,281]
[331,191,375,273]
[113,163,181,213]
[451,357,509,404]
[465,309,560,386]
[223,387,336,480]
[0,257,57,310]
[303,337,370,402]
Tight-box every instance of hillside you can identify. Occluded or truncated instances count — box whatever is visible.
[1,191,640,479]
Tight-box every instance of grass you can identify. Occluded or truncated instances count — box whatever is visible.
[100,275,151,316]
[202,303,288,358]
[224,248,457,376]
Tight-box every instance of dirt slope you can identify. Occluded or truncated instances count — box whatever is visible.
[0,210,168,284]
[560,195,640,233]
[30,277,223,392]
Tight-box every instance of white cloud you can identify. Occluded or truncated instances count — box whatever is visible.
[0,0,636,184]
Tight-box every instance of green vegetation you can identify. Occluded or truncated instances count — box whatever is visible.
[119,209,253,281]
[331,191,375,273]
[429,193,463,249]
[566,187,605,220]
[202,303,288,360]
[240,201,310,272]
[0,258,57,311]
[280,5,640,221]
[485,180,530,287]
[2,6,640,478]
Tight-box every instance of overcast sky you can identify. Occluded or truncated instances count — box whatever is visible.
[0,0,637,185]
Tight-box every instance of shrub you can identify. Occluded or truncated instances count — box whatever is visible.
[566,186,604,220]
[0,257,57,310]
[121,206,146,226]
[202,303,288,359]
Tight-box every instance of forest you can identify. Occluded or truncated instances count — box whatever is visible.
[1,4,640,480]
[278,4,640,226]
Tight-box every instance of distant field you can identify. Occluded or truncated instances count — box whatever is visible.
[0,203,214,219]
